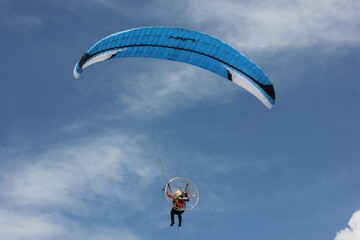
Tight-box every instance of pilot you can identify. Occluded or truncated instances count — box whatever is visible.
[165,190,189,227]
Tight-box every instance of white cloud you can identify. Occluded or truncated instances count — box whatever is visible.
[1,14,42,29]
[2,132,157,209]
[0,131,159,239]
[335,210,360,240]
[0,208,62,240]
[75,228,143,240]
[0,206,143,240]
[117,63,235,119]
[0,1,43,30]
[58,0,155,21]
[55,0,360,52]
[184,0,360,51]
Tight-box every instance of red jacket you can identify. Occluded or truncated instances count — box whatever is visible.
[166,192,189,208]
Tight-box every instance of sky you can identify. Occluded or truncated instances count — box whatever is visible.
[0,0,359,239]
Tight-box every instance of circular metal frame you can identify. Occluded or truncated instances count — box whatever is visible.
[164,177,199,211]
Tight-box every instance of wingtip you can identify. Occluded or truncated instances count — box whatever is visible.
[73,64,81,79]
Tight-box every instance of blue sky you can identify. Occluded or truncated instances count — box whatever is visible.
[1,0,360,239]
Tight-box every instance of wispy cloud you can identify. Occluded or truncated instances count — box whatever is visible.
[183,0,360,51]
[0,2,42,30]
[0,207,63,240]
[4,134,150,206]
[102,63,236,120]
[54,0,360,52]
[0,131,157,239]
[335,210,360,240]
[0,206,144,240]
[1,14,42,29]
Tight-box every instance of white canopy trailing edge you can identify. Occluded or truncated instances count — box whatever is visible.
[73,49,125,79]
[226,67,274,109]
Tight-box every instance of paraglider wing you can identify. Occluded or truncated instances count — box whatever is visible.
[73,27,275,109]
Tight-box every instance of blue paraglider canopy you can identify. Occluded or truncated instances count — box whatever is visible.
[74,27,275,109]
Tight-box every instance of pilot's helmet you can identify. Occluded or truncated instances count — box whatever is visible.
[174,190,182,198]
